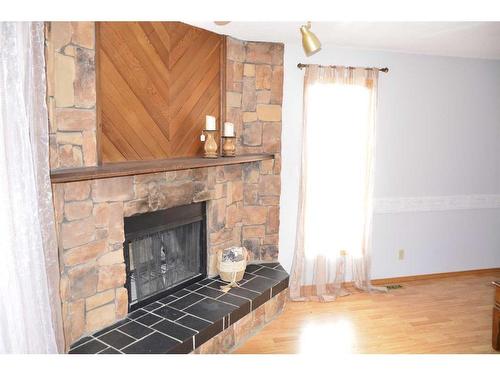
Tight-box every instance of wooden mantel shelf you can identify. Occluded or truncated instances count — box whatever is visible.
[50,154,275,183]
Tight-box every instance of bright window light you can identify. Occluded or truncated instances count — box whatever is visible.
[299,319,357,354]
[304,83,371,260]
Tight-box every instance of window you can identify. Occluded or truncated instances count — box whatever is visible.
[304,82,373,259]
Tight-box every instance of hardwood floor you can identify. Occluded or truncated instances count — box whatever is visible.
[233,270,500,354]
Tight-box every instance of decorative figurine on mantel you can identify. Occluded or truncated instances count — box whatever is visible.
[202,115,218,158]
[222,121,236,157]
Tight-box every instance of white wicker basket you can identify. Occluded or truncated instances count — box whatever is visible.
[217,247,247,283]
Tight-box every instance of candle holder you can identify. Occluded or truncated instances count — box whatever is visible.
[203,129,218,158]
[222,136,236,157]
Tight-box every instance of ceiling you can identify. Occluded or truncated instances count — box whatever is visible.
[188,22,500,60]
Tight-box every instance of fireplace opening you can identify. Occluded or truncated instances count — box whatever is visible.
[123,202,207,311]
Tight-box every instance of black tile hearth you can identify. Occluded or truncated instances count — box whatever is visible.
[172,289,191,298]
[128,309,148,319]
[253,267,289,281]
[152,305,185,320]
[241,276,276,293]
[70,262,289,354]
[118,321,153,339]
[196,278,215,286]
[241,272,256,281]
[136,313,163,327]
[168,293,205,310]
[245,264,264,273]
[195,286,224,299]
[228,300,251,326]
[227,286,260,301]
[194,319,224,347]
[217,292,249,307]
[168,339,194,354]
[92,318,131,337]
[252,289,272,310]
[274,264,286,272]
[69,339,107,354]
[184,283,203,291]
[69,335,93,349]
[152,320,197,342]
[177,314,212,332]
[122,332,180,354]
[143,302,162,311]
[184,298,235,323]
[260,262,280,268]
[158,295,177,305]
[99,330,135,349]
[272,277,290,297]
[208,280,229,289]
[100,347,121,354]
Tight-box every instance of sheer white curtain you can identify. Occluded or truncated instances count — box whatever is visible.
[0,22,64,353]
[290,65,385,301]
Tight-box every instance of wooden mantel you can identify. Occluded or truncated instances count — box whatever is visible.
[50,154,274,183]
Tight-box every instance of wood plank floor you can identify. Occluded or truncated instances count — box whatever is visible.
[233,270,500,354]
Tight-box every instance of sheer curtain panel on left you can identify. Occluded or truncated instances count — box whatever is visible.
[0,22,64,353]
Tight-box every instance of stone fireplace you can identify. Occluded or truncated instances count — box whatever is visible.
[52,162,282,346]
[46,22,285,352]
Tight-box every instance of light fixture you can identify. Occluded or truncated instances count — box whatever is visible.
[300,21,321,57]
[214,21,231,26]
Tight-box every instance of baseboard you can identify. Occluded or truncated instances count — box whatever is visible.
[370,267,500,286]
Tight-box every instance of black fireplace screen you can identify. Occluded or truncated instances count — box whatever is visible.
[123,203,206,310]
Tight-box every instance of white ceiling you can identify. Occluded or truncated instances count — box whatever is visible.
[188,22,500,60]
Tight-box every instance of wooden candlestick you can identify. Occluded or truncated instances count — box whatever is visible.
[203,130,218,158]
[222,136,236,157]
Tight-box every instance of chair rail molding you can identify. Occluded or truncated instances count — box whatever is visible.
[374,194,500,214]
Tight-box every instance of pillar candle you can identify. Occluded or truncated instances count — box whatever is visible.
[223,122,235,137]
[205,115,216,130]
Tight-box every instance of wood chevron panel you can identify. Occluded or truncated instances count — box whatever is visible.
[97,22,225,162]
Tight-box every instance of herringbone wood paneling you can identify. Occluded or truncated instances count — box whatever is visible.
[97,22,224,162]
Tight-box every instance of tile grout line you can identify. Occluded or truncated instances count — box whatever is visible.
[92,335,121,354]
[118,317,183,345]
[118,330,157,351]
[162,318,201,334]
[166,295,209,314]
[192,290,225,300]
[148,306,214,326]
[68,338,94,351]
[70,318,133,352]
[143,307,210,337]
[140,306,203,334]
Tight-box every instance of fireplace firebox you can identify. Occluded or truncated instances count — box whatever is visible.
[123,202,207,311]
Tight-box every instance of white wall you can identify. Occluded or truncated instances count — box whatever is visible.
[279,44,500,278]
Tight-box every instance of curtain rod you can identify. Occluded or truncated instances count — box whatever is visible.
[297,63,389,73]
